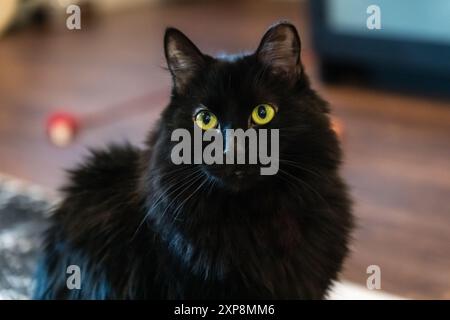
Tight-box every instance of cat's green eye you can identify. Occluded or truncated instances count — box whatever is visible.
[251,104,276,125]
[194,110,218,130]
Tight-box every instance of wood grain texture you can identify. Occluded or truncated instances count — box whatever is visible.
[0,0,448,299]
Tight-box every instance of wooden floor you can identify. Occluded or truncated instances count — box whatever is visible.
[0,0,449,299]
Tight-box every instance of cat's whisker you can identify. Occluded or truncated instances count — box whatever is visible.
[147,172,203,226]
[279,159,332,183]
[131,167,202,241]
[278,168,332,213]
[147,165,194,181]
[173,173,210,222]
[149,167,201,211]
[206,175,216,196]
[158,172,206,223]
[274,173,306,204]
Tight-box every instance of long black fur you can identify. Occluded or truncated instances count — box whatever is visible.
[34,22,353,299]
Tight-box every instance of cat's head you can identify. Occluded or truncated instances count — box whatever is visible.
[152,22,339,193]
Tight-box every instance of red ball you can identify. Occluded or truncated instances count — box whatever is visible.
[46,112,79,147]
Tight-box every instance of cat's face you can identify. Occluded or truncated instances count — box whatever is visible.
[156,22,338,192]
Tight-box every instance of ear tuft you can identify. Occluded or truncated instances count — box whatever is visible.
[164,28,205,92]
[256,22,302,79]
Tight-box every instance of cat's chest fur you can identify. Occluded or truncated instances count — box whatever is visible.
[148,190,321,299]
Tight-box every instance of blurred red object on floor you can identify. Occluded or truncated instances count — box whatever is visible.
[46,112,79,147]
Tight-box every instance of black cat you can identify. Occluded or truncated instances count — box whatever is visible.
[34,22,353,299]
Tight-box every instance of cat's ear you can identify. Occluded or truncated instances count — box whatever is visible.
[164,28,205,92]
[256,22,302,80]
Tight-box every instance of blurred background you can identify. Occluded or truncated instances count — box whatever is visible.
[0,0,449,299]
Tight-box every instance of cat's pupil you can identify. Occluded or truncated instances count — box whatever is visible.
[258,106,267,118]
[202,113,211,124]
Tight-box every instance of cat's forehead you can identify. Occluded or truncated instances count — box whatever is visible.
[206,56,260,90]
[196,58,275,113]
